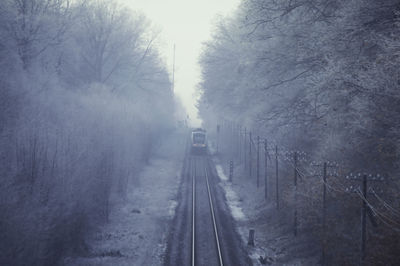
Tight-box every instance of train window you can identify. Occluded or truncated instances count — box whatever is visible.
[193,133,205,144]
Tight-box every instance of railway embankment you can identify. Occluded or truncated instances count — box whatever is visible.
[62,130,186,265]
[213,155,320,265]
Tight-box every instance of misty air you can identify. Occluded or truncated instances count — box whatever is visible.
[0,0,399,265]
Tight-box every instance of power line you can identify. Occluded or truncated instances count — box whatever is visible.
[219,119,400,233]
[355,189,400,231]
[371,188,400,218]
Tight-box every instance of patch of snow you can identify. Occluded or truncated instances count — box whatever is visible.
[224,185,246,221]
[168,200,178,217]
[216,164,228,181]
[63,131,186,266]
[215,164,245,221]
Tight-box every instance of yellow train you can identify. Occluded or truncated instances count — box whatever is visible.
[191,128,207,154]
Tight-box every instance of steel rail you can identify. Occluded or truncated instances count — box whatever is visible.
[204,159,224,266]
[191,158,196,266]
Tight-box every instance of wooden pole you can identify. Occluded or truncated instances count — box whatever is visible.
[238,126,242,163]
[216,124,220,154]
[172,44,175,93]
[244,128,247,171]
[322,162,327,266]
[275,145,279,210]
[257,136,260,187]
[249,132,252,179]
[229,160,233,182]
[294,151,298,236]
[248,229,255,246]
[264,139,268,200]
[361,174,367,265]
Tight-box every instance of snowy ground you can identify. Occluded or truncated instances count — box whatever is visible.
[62,130,186,266]
[211,150,319,265]
[215,164,246,222]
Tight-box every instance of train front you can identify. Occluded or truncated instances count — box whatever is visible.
[191,129,207,155]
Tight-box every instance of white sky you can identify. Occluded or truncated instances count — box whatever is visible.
[119,0,240,126]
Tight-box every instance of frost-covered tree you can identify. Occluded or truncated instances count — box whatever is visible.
[199,0,400,264]
[0,0,176,265]
[0,0,73,69]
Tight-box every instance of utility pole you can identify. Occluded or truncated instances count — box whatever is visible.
[322,162,327,266]
[249,132,252,179]
[361,174,367,265]
[294,151,298,236]
[233,124,236,157]
[345,172,382,266]
[275,145,279,210]
[222,120,225,154]
[172,44,175,94]
[264,139,268,200]
[229,160,234,182]
[230,122,234,156]
[244,128,247,171]
[257,136,260,187]
[235,124,239,159]
[216,124,220,154]
[238,126,242,163]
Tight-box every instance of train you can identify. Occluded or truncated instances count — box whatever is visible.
[191,128,207,154]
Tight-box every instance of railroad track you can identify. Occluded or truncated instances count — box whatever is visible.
[191,156,224,266]
[164,152,251,266]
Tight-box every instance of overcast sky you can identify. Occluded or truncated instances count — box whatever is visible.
[119,0,240,126]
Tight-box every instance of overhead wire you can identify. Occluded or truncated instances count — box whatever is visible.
[260,133,400,229]
[220,120,400,232]
[355,189,400,232]
[371,188,400,218]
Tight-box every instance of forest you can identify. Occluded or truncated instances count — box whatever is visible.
[0,0,176,264]
[198,0,400,264]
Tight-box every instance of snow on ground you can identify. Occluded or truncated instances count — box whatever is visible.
[214,159,281,265]
[214,157,319,265]
[216,164,228,181]
[63,130,186,266]
[215,164,245,221]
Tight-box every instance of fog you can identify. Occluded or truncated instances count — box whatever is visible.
[198,0,400,264]
[0,0,175,264]
[1,0,400,265]
[119,0,241,126]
